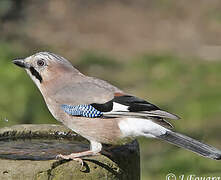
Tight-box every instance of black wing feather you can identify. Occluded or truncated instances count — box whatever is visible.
[91,95,179,120]
[113,95,160,111]
[91,100,113,112]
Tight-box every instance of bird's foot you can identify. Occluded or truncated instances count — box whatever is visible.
[56,150,99,169]
[56,154,84,168]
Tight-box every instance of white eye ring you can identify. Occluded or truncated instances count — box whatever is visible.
[37,59,45,67]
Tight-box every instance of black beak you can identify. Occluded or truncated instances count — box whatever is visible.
[13,59,28,68]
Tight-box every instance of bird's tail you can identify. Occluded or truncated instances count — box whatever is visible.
[156,131,221,160]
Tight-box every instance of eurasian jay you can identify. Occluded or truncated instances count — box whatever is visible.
[13,52,221,162]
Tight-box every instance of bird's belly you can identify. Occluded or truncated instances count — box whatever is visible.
[63,117,126,145]
[42,99,131,145]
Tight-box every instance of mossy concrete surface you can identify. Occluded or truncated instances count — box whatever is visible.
[0,124,140,180]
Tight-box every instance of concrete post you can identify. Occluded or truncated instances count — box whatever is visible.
[0,124,140,180]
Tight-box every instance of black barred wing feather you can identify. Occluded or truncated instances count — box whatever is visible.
[61,104,103,118]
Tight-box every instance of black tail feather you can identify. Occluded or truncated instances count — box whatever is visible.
[158,131,221,160]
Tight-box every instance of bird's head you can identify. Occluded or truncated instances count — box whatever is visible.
[13,52,78,87]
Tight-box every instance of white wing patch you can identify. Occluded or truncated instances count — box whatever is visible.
[112,102,129,112]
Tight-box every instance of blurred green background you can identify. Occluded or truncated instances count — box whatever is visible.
[0,0,221,179]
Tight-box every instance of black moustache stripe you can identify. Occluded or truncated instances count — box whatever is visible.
[30,67,43,83]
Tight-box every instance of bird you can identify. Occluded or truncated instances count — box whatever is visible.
[13,52,221,162]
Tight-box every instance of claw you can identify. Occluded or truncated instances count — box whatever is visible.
[56,154,68,160]
[73,158,84,169]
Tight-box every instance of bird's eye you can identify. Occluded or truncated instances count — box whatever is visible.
[37,60,45,67]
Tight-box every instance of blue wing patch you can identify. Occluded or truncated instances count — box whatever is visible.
[61,104,103,118]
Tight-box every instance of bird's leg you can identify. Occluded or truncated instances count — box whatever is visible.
[56,141,102,168]
[56,150,99,160]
